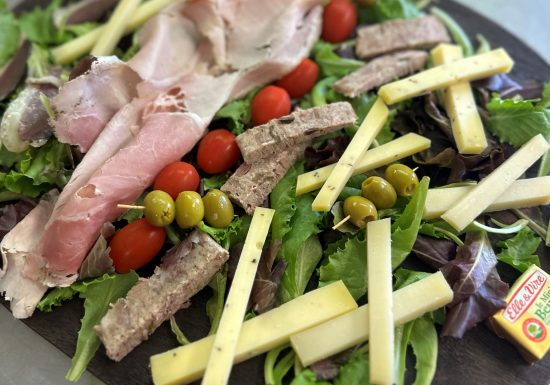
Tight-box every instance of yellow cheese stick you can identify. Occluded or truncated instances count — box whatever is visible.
[312,98,388,211]
[91,0,142,56]
[291,272,453,366]
[379,48,514,104]
[201,208,274,385]
[431,44,488,154]
[150,281,357,385]
[367,218,394,385]
[52,0,178,64]
[441,134,550,231]
[423,176,550,220]
[296,133,431,195]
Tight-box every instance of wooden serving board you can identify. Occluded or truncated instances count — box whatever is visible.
[3,1,550,385]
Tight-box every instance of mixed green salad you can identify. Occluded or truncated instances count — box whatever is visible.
[1,0,550,384]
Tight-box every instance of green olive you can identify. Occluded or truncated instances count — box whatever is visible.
[143,190,176,227]
[385,164,419,197]
[175,191,204,229]
[361,176,397,209]
[343,196,378,229]
[203,189,234,228]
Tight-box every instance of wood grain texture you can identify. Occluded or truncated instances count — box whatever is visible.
[3,1,550,385]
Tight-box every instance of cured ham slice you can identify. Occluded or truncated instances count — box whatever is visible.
[52,56,142,153]
[0,191,57,318]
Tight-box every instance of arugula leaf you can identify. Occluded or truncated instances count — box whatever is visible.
[496,228,541,272]
[197,215,251,250]
[271,161,303,241]
[0,12,20,68]
[65,272,138,381]
[370,0,421,21]
[206,266,227,335]
[278,193,324,303]
[0,139,72,198]
[487,95,550,147]
[333,349,369,385]
[169,316,190,345]
[319,235,366,300]
[290,370,331,385]
[312,41,364,78]
[391,177,430,268]
[214,89,257,135]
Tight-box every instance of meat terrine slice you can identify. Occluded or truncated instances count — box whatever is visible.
[333,50,428,97]
[95,230,229,361]
[355,15,450,59]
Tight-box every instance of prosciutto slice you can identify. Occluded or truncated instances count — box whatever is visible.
[52,57,142,153]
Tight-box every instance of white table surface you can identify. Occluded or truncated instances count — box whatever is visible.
[1,1,548,385]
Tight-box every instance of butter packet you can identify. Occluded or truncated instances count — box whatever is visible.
[489,264,550,362]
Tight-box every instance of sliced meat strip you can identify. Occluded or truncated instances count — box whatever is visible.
[333,50,428,98]
[221,143,306,214]
[236,102,357,164]
[0,191,57,319]
[355,15,450,59]
[52,56,142,153]
[95,230,229,361]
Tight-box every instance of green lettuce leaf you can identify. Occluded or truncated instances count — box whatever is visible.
[0,139,73,198]
[213,89,257,135]
[409,316,438,385]
[264,346,295,385]
[290,370,331,385]
[0,12,20,68]
[36,286,79,312]
[540,82,550,108]
[430,7,473,56]
[62,272,138,382]
[202,173,230,192]
[370,0,421,21]
[487,96,550,147]
[169,316,190,345]
[391,177,430,268]
[496,228,541,272]
[312,41,364,78]
[206,266,227,335]
[333,350,369,385]
[197,215,251,250]
[394,268,431,290]
[278,193,324,304]
[271,161,303,241]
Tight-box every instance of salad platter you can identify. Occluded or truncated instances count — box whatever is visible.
[1,1,550,385]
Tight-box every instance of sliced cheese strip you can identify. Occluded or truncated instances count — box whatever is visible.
[431,44,488,154]
[150,281,357,385]
[312,98,389,211]
[291,272,453,366]
[91,0,142,56]
[367,218,394,385]
[297,133,430,195]
[201,208,274,385]
[441,134,550,231]
[378,48,514,104]
[423,176,550,220]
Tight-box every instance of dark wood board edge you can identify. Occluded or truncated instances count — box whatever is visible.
[3,1,550,385]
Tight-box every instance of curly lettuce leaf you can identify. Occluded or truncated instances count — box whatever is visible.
[496,228,541,272]
[197,215,251,250]
[0,139,72,198]
[214,88,257,135]
[487,96,550,147]
[36,286,78,312]
[277,193,324,304]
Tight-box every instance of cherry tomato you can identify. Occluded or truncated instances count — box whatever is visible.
[251,85,291,125]
[154,162,200,199]
[322,0,358,43]
[276,59,319,98]
[109,218,166,273]
[197,129,241,174]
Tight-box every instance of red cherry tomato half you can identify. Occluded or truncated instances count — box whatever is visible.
[197,129,241,174]
[110,218,166,273]
[322,0,358,43]
[251,85,291,126]
[276,58,319,98]
[154,161,200,199]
